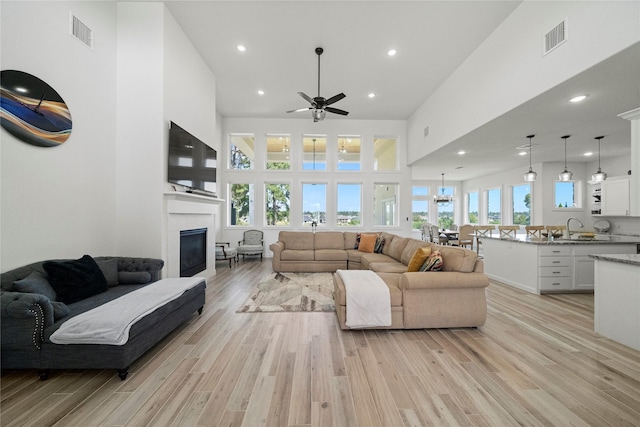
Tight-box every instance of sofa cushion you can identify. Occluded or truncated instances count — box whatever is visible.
[420,250,443,271]
[280,249,315,261]
[315,232,344,250]
[361,253,396,270]
[51,301,70,320]
[407,247,432,271]
[43,255,108,304]
[358,234,377,253]
[439,246,478,273]
[401,239,431,266]
[343,232,359,250]
[279,231,314,250]
[369,262,407,274]
[380,232,396,256]
[315,249,348,261]
[12,271,57,301]
[386,237,409,261]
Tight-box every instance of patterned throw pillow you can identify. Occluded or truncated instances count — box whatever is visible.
[420,250,443,272]
[407,247,432,272]
[374,235,385,253]
[354,233,361,249]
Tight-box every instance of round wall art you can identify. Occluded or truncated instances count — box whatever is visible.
[0,70,72,147]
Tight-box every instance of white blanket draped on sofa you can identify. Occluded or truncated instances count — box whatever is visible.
[336,270,391,328]
[50,277,206,345]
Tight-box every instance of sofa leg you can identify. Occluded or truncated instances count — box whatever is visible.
[38,370,49,381]
[118,368,129,380]
[198,306,203,315]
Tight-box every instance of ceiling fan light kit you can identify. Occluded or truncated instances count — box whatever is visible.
[592,135,607,182]
[559,135,573,181]
[286,47,349,122]
[523,134,537,182]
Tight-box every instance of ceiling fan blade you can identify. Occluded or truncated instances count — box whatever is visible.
[325,93,346,106]
[298,92,314,105]
[325,106,349,116]
[286,107,312,113]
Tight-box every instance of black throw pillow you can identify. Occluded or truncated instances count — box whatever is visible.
[43,255,108,304]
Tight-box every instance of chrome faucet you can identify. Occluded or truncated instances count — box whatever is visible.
[565,217,584,239]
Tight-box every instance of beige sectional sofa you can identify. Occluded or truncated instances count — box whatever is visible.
[269,231,489,329]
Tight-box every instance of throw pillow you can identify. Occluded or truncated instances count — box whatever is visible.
[420,250,443,272]
[118,271,152,285]
[407,247,432,272]
[354,233,361,249]
[374,235,385,253]
[12,271,57,301]
[43,255,108,304]
[51,301,70,320]
[95,258,119,287]
[358,234,377,253]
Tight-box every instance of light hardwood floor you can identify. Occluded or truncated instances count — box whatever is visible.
[2,259,640,426]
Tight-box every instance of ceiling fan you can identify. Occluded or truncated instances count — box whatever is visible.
[286,47,349,122]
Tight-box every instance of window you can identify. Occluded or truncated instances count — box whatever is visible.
[436,184,455,229]
[373,184,398,226]
[229,183,254,226]
[512,184,531,225]
[373,137,397,171]
[229,134,254,170]
[467,191,479,224]
[555,181,579,208]
[302,183,326,226]
[265,183,290,226]
[337,136,361,171]
[487,188,501,224]
[303,135,326,170]
[266,134,290,170]
[337,183,362,226]
[412,185,429,229]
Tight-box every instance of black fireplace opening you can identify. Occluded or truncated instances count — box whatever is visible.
[180,228,207,277]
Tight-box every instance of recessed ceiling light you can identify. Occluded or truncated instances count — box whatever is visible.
[569,94,588,103]
[387,49,397,57]
[519,151,528,156]
[368,93,375,98]
[257,90,264,95]
[237,44,246,52]
[458,150,466,155]
[584,151,593,156]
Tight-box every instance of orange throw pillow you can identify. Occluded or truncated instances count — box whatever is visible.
[358,234,377,253]
[407,247,432,271]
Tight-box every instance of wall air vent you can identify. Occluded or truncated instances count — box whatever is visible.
[544,19,567,55]
[70,13,93,49]
[423,126,430,138]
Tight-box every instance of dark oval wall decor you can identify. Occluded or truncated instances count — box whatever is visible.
[0,70,72,147]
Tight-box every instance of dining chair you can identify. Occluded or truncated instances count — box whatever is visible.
[455,224,474,249]
[525,225,544,238]
[545,225,566,238]
[498,225,519,239]
[474,225,495,257]
[421,223,431,241]
[430,224,448,245]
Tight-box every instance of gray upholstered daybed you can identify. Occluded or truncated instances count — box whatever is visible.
[1,256,206,380]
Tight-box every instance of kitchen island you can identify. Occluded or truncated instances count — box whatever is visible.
[481,234,640,294]
[591,254,640,350]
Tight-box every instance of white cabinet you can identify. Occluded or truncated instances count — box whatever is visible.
[600,177,631,216]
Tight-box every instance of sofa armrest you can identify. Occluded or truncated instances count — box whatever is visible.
[112,257,164,282]
[1,291,54,349]
[399,272,489,291]
[269,241,284,256]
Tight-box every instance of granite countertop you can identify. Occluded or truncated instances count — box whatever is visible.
[589,254,640,266]
[482,234,640,245]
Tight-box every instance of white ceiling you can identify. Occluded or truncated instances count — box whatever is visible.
[164,1,639,180]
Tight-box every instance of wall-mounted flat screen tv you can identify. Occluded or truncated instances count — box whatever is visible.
[168,121,217,196]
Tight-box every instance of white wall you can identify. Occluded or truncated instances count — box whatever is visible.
[220,118,411,249]
[1,2,118,271]
[407,1,640,162]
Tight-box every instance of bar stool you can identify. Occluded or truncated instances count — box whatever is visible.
[525,225,544,238]
[498,225,519,239]
[473,225,495,257]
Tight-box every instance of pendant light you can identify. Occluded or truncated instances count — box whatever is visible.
[523,134,537,182]
[591,136,607,182]
[558,135,573,181]
[434,173,453,204]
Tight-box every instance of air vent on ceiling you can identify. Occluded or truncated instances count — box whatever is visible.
[423,126,430,138]
[544,19,567,55]
[70,13,93,49]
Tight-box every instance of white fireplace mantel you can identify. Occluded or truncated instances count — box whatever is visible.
[164,192,224,278]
